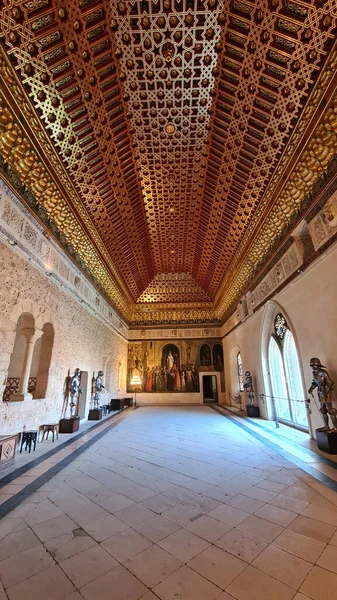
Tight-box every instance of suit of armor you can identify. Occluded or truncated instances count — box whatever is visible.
[69,368,82,417]
[308,357,337,429]
[94,370,105,409]
[243,371,255,406]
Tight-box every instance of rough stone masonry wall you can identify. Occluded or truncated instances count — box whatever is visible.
[0,240,128,435]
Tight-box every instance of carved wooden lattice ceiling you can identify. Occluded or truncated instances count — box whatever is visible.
[0,0,337,324]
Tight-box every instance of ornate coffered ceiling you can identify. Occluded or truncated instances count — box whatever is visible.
[0,0,337,325]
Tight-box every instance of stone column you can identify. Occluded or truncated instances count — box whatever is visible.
[11,327,42,401]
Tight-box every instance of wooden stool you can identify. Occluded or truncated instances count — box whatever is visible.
[40,424,59,442]
[20,431,38,453]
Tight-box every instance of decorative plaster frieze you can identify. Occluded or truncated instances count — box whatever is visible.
[307,189,337,251]
[128,326,222,341]
[221,241,304,337]
[0,179,128,340]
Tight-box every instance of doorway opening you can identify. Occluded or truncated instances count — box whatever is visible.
[203,375,218,403]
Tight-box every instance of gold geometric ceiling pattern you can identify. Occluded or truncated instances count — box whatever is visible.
[0,0,337,325]
[138,272,212,303]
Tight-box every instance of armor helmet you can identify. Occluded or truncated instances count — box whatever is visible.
[98,370,104,377]
[310,357,326,369]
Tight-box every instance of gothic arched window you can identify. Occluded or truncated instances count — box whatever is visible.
[267,314,307,428]
[237,352,244,393]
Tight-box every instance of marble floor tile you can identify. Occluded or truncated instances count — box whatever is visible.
[139,593,159,600]
[24,499,64,527]
[0,528,41,561]
[329,529,337,546]
[255,480,288,493]
[208,505,250,527]
[59,544,118,588]
[184,515,231,543]
[252,544,312,589]
[140,494,178,514]
[225,494,265,514]
[158,529,210,562]
[80,564,147,600]
[6,565,76,600]
[226,564,296,600]
[288,515,336,543]
[115,504,156,526]
[282,486,319,503]
[300,565,337,600]
[81,513,129,542]
[237,515,284,543]
[202,486,236,503]
[187,545,246,589]
[161,504,202,526]
[2,407,337,600]
[316,544,337,574]
[164,487,198,504]
[215,528,267,563]
[301,503,337,527]
[124,544,182,588]
[31,515,79,543]
[254,504,296,527]
[45,531,97,562]
[133,514,180,542]
[152,565,221,600]
[0,546,54,588]
[273,529,325,563]
[101,529,153,562]
[241,487,277,503]
[268,494,309,514]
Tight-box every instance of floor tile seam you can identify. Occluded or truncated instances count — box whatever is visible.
[209,406,337,495]
[220,405,337,471]
[0,410,134,519]
[0,409,131,488]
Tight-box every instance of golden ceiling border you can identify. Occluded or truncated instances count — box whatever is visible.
[0,44,134,319]
[214,40,337,320]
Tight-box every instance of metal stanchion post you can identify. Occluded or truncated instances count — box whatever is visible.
[271,394,280,428]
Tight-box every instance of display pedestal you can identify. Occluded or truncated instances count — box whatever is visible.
[246,405,260,418]
[88,409,102,421]
[316,428,337,454]
[123,398,133,407]
[110,398,124,411]
[59,417,80,434]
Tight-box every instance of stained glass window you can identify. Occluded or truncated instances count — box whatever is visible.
[237,352,244,392]
[274,313,287,339]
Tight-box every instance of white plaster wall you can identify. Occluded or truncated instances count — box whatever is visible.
[0,240,128,434]
[223,242,337,434]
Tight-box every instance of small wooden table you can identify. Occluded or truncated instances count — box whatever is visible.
[40,424,59,442]
[20,430,38,453]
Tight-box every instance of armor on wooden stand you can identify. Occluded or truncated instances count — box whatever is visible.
[308,357,337,429]
[243,371,255,406]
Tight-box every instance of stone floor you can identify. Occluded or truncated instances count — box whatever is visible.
[1,406,337,600]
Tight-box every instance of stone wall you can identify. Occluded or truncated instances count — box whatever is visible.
[0,240,127,434]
